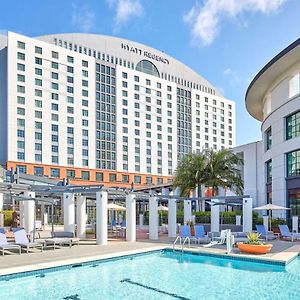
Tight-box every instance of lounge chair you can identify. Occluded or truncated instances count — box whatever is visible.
[0,228,21,255]
[192,225,210,244]
[256,225,277,241]
[203,229,228,248]
[232,232,248,243]
[278,225,300,242]
[47,231,79,248]
[173,225,191,249]
[12,228,43,253]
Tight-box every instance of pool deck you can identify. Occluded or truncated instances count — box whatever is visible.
[0,238,299,276]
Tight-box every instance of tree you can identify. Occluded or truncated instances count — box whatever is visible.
[173,149,244,197]
[173,152,207,197]
[204,149,244,196]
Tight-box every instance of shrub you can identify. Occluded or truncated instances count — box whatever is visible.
[0,210,14,226]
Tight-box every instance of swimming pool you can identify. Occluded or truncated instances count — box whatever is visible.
[0,250,299,300]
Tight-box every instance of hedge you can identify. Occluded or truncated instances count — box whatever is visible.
[0,210,14,226]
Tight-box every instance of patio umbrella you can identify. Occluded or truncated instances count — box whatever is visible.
[253,204,290,231]
[158,205,168,225]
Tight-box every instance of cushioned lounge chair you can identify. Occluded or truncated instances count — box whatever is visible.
[0,228,21,255]
[256,225,277,241]
[47,231,79,248]
[192,225,210,244]
[12,228,43,253]
[279,225,300,242]
[173,225,191,249]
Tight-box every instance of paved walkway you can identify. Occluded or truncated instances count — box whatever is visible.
[0,237,299,276]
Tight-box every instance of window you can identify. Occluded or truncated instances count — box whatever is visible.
[67,169,75,179]
[265,160,272,183]
[17,63,25,71]
[52,72,58,80]
[122,174,129,183]
[35,57,42,65]
[35,46,42,54]
[50,168,60,178]
[287,149,300,177]
[134,175,141,184]
[81,171,90,180]
[34,166,44,176]
[17,107,25,115]
[35,68,42,76]
[17,41,25,49]
[17,74,25,82]
[52,51,59,59]
[67,56,74,63]
[17,85,25,93]
[17,52,25,60]
[52,62,58,69]
[265,127,272,151]
[109,173,117,182]
[82,60,88,67]
[289,73,300,98]
[96,172,103,181]
[286,111,300,140]
[16,165,26,174]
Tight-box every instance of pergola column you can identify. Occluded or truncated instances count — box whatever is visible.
[76,195,86,238]
[23,191,35,233]
[211,199,220,232]
[126,193,136,242]
[149,195,158,240]
[96,191,108,245]
[63,193,75,233]
[168,197,177,238]
[184,200,192,224]
[0,177,3,211]
[19,201,25,228]
[243,198,253,232]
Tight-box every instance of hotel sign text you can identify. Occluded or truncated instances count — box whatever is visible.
[121,43,169,65]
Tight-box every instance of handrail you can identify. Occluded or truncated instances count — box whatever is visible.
[181,237,190,252]
[173,236,181,251]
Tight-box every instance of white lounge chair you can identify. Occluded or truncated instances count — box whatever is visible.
[0,228,21,255]
[12,228,43,253]
[203,229,228,248]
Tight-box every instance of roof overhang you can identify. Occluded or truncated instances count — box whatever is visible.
[245,37,300,121]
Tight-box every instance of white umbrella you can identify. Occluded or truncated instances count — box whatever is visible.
[107,203,126,211]
[158,205,168,225]
[254,204,290,231]
[158,205,168,211]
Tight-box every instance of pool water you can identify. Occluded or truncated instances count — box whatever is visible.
[0,251,299,300]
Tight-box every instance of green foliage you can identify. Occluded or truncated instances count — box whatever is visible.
[246,232,262,245]
[173,149,244,197]
[0,210,14,226]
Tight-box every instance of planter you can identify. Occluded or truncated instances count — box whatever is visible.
[237,242,273,254]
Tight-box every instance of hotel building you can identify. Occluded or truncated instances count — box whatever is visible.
[235,37,300,220]
[0,32,235,187]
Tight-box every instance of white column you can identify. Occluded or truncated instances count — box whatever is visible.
[243,198,253,233]
[149,196,158,240]
[96,191,108,245]
[76,195,86,238]
[236,215,241,226]
[23,191,35,233]
[126,193,136,242]
[63,193,75,233]
[168,198,177,238]
[19,201,25,228]
[211,199,220,232]
[263,215,269,231]
[139,214,144,227]
[184,200,192,223]
[292,216,298,233]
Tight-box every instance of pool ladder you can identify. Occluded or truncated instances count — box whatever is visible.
[173,236,190,253]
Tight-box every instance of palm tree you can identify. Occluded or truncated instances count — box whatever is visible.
[173,152,207,197]
[173,149,243,197]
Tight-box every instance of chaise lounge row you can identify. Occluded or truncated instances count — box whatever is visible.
[0,228,79,255]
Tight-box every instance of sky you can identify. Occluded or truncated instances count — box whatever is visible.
[0,0,300,146]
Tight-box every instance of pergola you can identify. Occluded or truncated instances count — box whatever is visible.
[0,182,253,244]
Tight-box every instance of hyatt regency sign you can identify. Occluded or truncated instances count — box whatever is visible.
[121,43,169,65]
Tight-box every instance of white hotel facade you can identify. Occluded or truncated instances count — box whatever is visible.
[0,32,235,187]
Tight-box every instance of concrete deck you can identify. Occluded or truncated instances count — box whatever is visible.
[0,237,299,277]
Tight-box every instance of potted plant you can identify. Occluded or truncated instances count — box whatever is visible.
[237,232,273,254]
[186,220,195,236]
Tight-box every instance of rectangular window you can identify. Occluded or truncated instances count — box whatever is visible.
[81,171,90,180]
[34,166,44,176]
[50,168,60,178]
[286,111,300,140]
[35,57,42,65]
[287,149,300,177]
[134,175,141,184]
[17,41,25,49]
[109,173,117,182]
[66,169,75,179]
[35,46,42,54]
[265,127,272,151]
[265,160,272,183]
[52,51,59,59]
[96,172,103,181]
[17,63,25,71]
[17,52,25,60]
